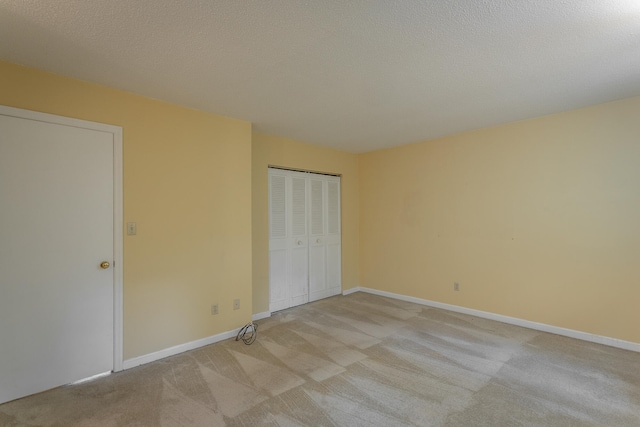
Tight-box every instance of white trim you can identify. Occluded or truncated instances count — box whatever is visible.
[0,105,125,372]
[252,311,271,321]
[0,105,121,134]
[354,287,640,353]
[342,286,361,296]
[123,328,242,370]
[70,371,111,385]
[112,126,124,372]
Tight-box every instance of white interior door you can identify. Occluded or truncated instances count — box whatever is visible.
[0,107,121,404]
[269,168,340,312]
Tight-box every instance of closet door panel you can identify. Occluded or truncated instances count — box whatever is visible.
[308,177,327,301]
[308,244,326,298]
[269,247,289,312]
[291,177,307,237]
[326,241,341,295]
[325,178,341,297]
[269,172,290,311]
[327,180,340,235]
[269,174,287,239]
[290,175,309,305]
[310,179,324,236]
[291,243,309,305]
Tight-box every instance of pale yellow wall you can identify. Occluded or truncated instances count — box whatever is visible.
[4,58,636,355]
[0,61,253,359]
[252,132,359,314]
[360,96,640,344]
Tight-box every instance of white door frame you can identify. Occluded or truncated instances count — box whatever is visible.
[0,105,124,372]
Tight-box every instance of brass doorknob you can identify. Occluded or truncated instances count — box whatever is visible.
[100,261,110,269]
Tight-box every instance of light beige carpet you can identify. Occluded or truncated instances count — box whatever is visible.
[1,292,639,426]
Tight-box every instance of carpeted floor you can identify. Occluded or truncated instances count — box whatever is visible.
[1,292,639,426]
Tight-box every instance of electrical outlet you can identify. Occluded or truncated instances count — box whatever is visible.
[454,282,460,291]
[211,304,218,315]
[233,299,240,310]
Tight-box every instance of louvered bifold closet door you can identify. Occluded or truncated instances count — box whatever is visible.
[268,171,289,311]
[269,168,340,312]
[289,174,309,307]
[268,169,309,312]
[308,177,327,301]
[308,174,342,302]
[325,177,342,297]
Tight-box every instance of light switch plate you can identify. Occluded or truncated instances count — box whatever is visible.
[127,222,137,235]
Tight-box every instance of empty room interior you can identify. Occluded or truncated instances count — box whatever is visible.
[1,1,639,426]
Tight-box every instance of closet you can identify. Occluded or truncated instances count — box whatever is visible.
[268,167,341,312]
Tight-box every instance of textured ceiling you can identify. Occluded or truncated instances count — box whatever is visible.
[1,1,639,153]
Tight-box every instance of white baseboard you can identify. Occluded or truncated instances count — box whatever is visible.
[354,287,640,353]
[123,328,241,370]
[123,314,273,370]
[123,287,639,370]
[342,286,361,296]
[252,311,271,321]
